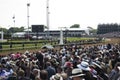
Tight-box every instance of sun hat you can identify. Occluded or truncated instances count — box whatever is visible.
[92,61,102,69]
[50,74,63,80]
[70,68,85,78]
[77,61,91,71]
[117,66,120,70]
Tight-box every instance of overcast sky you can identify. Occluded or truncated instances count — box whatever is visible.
[0,0,120,30]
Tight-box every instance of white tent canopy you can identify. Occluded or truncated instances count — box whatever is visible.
[41,44,54,49]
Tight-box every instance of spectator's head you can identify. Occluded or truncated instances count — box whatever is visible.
[64,62,73,69]
[56,66,63,73]
[114,62,120,71]
[61,73,68,80]
[11,72,17,76]
[40,70,48,80]
[33,69,40,77]
[46,61,51,67]
[17,69,25,77]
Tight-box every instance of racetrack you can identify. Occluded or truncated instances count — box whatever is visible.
[0,38,120,55]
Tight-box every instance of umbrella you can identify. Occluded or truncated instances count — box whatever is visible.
[41,44,54,49]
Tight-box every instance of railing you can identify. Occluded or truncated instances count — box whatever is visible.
[0,39,103,52]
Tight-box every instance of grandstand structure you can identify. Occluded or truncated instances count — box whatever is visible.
[97,23,120,34]
[97,23,120,37]
[12,29,87,39]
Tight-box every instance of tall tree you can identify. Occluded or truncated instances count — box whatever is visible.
[70,24,80,28]
[8,27,24,33]
[87,26,93,30]
[87,26,97,35]
[0,28,8,33]
[19,27,25,32]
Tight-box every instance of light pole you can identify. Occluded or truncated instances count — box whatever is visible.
[0,26,3,42]
[46,0,50,38]
[27,3,30,40]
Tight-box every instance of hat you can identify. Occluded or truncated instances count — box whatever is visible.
[64,62,73,68]
[117,66,120,70]
[70,68,85,78]
[77,61,91,71]
[50,74,63,80]
[92,61,102,69]
[91,69,98,78]
[82,58,89,63]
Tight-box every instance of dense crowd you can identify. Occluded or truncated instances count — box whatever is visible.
[98,32,120,38]
[0,43,120,80]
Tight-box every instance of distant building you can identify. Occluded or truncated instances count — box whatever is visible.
[12,29,87,39]
[97,23,120,34]
[12,32,26,38]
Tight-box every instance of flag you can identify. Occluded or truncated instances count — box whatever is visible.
[27,3,30,6]
[12,15,15,19]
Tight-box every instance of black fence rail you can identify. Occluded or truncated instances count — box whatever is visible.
[0,39,103,52]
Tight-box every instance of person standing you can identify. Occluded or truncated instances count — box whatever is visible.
[109,62,120,80]
[46,62,56,80]
[36,51,44,69]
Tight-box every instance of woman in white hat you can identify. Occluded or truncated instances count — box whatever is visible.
[70,68,85,80]
[77,61,94,80]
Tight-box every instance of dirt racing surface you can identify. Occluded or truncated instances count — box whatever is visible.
[0,38,120,56]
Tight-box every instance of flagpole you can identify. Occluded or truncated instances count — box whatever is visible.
[14,19,15,27]
[27,3,30,41]
[46,0,50,38]
[13,15,15,27]
[11,15,15,42]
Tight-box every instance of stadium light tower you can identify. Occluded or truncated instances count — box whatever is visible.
[46,0,50,38]
[27,3,30,40]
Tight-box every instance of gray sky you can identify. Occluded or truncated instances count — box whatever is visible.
[0,0,120,30]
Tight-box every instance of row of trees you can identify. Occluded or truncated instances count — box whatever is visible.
[0,27,25,34]
[0,27,25,39]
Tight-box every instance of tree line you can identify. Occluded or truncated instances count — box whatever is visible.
[0,27,25,34]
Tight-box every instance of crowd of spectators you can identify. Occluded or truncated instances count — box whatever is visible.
[0,43,120,80]
[98,32,120,38]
